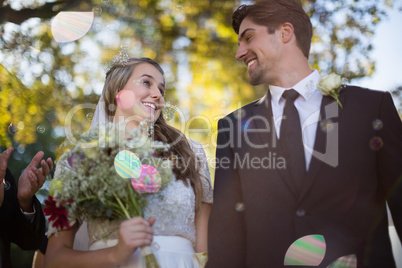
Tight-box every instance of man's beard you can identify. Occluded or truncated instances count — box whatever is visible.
[248,64,265,86]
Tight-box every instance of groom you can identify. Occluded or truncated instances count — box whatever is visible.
[207,0,402,267]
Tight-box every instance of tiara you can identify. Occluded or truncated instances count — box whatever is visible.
[104,45,130,73]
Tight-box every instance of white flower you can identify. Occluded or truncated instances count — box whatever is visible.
[49,179,63,196]
[317,73,342,95]
[83,141,99,159]
[317,73,343,108]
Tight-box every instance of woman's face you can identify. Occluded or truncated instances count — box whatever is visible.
[115,63,165,124]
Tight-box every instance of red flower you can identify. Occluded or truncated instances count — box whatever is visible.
[44,196,74,230]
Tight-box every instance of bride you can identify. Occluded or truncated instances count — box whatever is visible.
[44,57,212,267]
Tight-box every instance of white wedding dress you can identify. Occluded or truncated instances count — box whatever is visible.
[52,140,213,268]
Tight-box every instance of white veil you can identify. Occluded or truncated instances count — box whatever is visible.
[72,94,108,251]
[72,58,142,249]
[89,94,109,132]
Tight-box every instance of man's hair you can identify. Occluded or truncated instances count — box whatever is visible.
[232,0,312,58]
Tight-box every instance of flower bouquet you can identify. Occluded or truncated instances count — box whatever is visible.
[44,120,174,268]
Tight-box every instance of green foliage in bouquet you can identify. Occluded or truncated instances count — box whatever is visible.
[46,120,174,232]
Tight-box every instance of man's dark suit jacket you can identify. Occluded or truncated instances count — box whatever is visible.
[0,168,45,268]
[207,86,402,267]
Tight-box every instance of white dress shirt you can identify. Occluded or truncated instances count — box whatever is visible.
[20,206,36,222]
[269,70,322,170]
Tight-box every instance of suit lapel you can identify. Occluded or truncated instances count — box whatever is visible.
[250,91,299,198]
[246,86,348,202]
[249,92,277,150]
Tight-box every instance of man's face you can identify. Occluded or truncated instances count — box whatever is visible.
[236,17,283,86]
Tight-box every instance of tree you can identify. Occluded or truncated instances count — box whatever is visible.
[0,0,396,161]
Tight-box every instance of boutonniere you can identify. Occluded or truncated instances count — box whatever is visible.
[317,73,343,108]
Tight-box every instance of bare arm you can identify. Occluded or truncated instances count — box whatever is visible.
[32,249,45,268]
[195,202,212,253]
[44,217,155,268]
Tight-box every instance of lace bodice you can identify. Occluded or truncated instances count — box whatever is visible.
[51,140,213,247]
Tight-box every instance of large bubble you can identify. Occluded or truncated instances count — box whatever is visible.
[131,164,162,194]
[284,235,326,266]
[51,12,94,43]
[116,89,136,110]
[114,150,142,179]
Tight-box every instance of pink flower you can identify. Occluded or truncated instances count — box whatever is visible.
[44,196,74,230]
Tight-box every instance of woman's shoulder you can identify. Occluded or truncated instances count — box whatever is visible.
[186,139,213,202]
[186,140,209,169]
[187,139,205,155]
[54,149,75,178]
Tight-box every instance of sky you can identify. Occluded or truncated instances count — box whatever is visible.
[358,7,402,92]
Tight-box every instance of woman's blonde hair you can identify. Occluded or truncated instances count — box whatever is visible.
[103,58,205,211]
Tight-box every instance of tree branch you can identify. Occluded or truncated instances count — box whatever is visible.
[0,0,90,25]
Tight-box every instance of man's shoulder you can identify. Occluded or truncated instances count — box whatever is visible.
[220,98,262,122]
[339,85,393,111]
[341,85,390,98]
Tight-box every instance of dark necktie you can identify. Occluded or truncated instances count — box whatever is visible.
[280,89,306,190]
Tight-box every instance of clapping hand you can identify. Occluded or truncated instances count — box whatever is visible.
[17,151,53,212]
[0,147,14,207]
